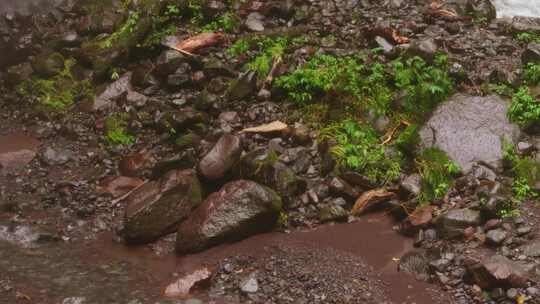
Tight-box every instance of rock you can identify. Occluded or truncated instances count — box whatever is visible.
[4,62,34,88]
[228,70,257,101]
[468,255,530,288]
[62,297,86,304]
[506,288,518,299]
[0,133,40,175]
[522,42,540,64]
[198,134,242,180]
[155,50,187,78]
[375,36,394,55]
[404,205,435,231]
[406,38,437,61]
[240,273,259,293]
[235,148,303,199]
[400,173,421,197]
[436,208,482,239]
[519,241,540,257]
[119,151,154,177]
[32,51,65,78]
[122,169,202,244]
[467,0,496,21]
[517,141,534,154]
[329,177,359,199]
[164,268,211,297]
[486,229,508,246]
[40,147,71,166]
[245,12,265,32]
[516,225,532,236]
[340,171,377,190]
[97,176,145,198]
[319,204,348,223]
[419,94,521,173]
[175,132,202,151]
[176,180,282,254]
[291,123,310,145]
[90,73,132,111]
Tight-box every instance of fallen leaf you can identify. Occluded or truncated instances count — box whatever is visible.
[240,121,288,134]
[367,26,410,44]
[350,189,396,216]
[171,32,224,54]
[163,268,212,297]
[408,205,435,227]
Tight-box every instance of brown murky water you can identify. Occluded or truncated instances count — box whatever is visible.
[82,213,448,304]
[0,133,40,175]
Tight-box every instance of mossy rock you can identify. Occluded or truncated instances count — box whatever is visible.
[32,51,66,78]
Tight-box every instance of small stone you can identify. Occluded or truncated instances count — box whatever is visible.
[240,274,259,293]
[62,297,86,304]
[526,287,539,296]
[41,147,71,166]
[245,12,265,32]
[506,288,518,299]
[319,204,348,223]
[516,226,532,236]
[491,288,505,299]
[486,229,507,246]
[517,141,534,154]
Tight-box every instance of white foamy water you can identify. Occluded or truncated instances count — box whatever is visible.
[491,0,540,18]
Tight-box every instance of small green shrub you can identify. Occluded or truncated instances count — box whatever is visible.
[100,12,140,49]
[516,32,540,44]
[392,55,453,119]
[507,86,540,128]
[202,12,239,33]
[320,120,402,183]
[487,83,513,96]
[247,37,288,78]
[417,148,460,203]
[227,39,250,57]
[105,114,135,146]
[502,141,540,200]
[523,62,540,85]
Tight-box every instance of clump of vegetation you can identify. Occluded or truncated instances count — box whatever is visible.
[202,12,239,33]
[516,32,540,44]
[320,120,402,183]
[392,55,453,119]
[416,148,460,203]
[16,59,94,111]
[487,82,513,96]
[247,37,288,78]
[227,39,250,57]
[507,86,540,128]
[100,11,140,49]
[503,142,540,198]
[105,114,135,146]
[523,62,540,85]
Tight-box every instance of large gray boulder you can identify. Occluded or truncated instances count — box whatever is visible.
[122,169,202,244]
[176,180,282,254]
[419,94,520,173]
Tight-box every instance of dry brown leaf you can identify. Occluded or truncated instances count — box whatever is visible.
[350,189,396,216]
[366,26,410,45]
[240,121,288,134]
[171,32,224,54]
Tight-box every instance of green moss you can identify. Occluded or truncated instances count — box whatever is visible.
[417,148,460,204]
[105,114,135,146]
[16,59,94,111]
[227,39,250,57]
[202,12,239,33]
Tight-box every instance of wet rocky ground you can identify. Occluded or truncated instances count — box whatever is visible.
[2,0,540,303]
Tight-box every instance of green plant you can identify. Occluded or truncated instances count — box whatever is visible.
[516,32,540,44]
[247,37,288,78]
[100,11,140,49]
[508,86,540,128]
[16,59,94,111]
[488,83,513,96]
[320,120,402,183]
[392,55,453,119]
[523,62,540,85]
[502,141,540,201]
[105,114,135,146]
[227,39,250,57]
[417,148,460,203]
[202,12,239,33]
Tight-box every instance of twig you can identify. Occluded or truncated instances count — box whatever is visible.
[262,56,282,90]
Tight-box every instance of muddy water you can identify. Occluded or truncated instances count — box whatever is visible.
[0,133,40,176]
[81,213,449,304]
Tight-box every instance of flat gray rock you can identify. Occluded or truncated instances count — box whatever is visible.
[419,94,521,173]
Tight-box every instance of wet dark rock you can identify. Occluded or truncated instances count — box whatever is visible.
[400,173,421,197]
[122,169,202,244]
[151,151,198,179]
[97,176,145,198]
[40,146,71,166]
[329,176,359,199]
[175,132,202,151]
[236,148,303,199]
[419,94,521,173]
[468,255,530,288]
[198,134,242,180]
[167,73,191,87]
[228,70,257,101]
[522,42,540,64]
[160,108,210,132]
[32,51,65,78]
[436,208,482,239]
[155,50,187,78]
[119,151,154,177]
[176,180,282,254]
[406,38,437,61]
[341,171,377,190]
[291,123,310,145]
[486,229,508,246]
[319,204,348,223]
[520,241,540,257]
